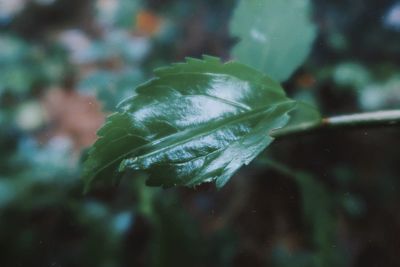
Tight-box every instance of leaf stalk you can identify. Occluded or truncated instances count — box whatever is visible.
[271,109,400,138]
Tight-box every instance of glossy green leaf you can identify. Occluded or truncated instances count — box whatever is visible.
[230,0,317,82]
[82,56,295,191]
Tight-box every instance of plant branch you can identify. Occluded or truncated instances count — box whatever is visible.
[271,109,400,138]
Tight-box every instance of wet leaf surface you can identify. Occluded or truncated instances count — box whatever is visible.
[83,56,294,190]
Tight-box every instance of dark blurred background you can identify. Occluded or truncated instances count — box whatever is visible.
[0,0,400,266]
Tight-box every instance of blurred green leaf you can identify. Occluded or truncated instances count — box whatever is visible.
[295,172,345,267]
[333,62,371,89]
[96,0,142,28]
[0,35,68,93]
[115,0,142,28]
[272,247,315,267]
[83,56,294,190]
[262,159,343,267]
[359,75,400,110]
[0,36,30,63]
[78,69,144,111]
[150,194,205,267]
[230,0,317,82]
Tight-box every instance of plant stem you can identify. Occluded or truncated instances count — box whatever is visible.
[271,109,400,138]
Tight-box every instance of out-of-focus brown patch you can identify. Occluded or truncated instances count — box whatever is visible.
[136,10,162,36]
[41,88,105,151]
[296,73,316,88]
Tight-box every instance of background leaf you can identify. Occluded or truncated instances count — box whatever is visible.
[83,56,294,190]
[78,69,144,111]
[230,0,317,82]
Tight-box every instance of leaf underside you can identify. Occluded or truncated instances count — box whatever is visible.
[230,0,317,82]
[82,56,294,191]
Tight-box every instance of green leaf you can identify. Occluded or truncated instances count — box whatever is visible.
[95,0,142,28]
[82,56,295,191]
[230,0,317,82]
[270,101,321,137]
[285,101,321,128]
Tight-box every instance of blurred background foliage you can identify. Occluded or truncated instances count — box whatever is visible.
[0,0,399,266]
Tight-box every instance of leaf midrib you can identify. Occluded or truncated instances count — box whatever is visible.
[88,100,292,181]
